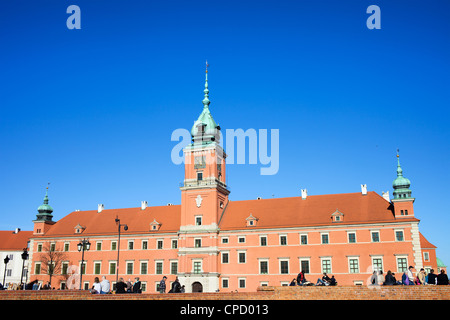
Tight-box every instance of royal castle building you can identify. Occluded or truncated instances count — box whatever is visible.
[27,68,441,293]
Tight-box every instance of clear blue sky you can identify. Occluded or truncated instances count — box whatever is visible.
[1,0,449,265]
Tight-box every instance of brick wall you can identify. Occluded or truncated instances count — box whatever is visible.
[0,286,449,300]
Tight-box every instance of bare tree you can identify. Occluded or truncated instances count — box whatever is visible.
[38,242,68,286]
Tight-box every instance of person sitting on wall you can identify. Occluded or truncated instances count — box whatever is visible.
[316,273,331,286]
[296,271,306,286]
[289,279,297,286]
[328,275,337,286]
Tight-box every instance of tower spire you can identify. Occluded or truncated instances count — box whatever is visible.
[36,183,54,221]
[392,150,412,199]
[202,60,210,108]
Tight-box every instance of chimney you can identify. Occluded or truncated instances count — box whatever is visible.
[361,184,367,195]
[141,201,148,210]
[382,191,390,202]
[301,189,307,200]
[98,204,104,213]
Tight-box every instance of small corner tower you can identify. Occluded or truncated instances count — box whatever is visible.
[391,151,415,218]
[33,185,56,235]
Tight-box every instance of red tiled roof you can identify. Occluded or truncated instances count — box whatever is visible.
[0,231,33,250]
[32,191,420,238]
[36,205,181,237]
[419,232,437,249]
[220,191,419,230]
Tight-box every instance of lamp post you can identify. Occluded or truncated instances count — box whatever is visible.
[20,248,29,288]
[3,256,10,288]
[77,238,91,290]
[114,217,128,284]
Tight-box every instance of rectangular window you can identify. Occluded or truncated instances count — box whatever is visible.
[300,234,308,245]
[35,263,41,275]
[371,231,380,242]
[142,240,148,250]
[238,252,246,264]
[96,242,102,251]
[280,260,289,274]
[321,259,332,274]
[222,237,229,244]
[94,262,101,275]
[141,262,148,275]
[193,261,202,274]
[348,233,356,243]
[397,257,407,273]
[197,172,203,181]
[111,241,117,251]
[239,278,246,289]
[423,252,430,261]
[157,240,163,249]
[128,241,134,250]
[321,233,329,244]
[37,244,42,252]
[109,262,116,275]
[171,262,178,275]
[238,236,246,243]
[62,262,69,275]
[126,262,133,275]
[349,259,359,273]
[195,216,202,226]
[172,240,178,249]
[260,236,267,246]
[395,230,404,242]
[372,258,383,272]
[300,260,310,274]
[64,243,70,252]
[260,260,269,274]
[222,278,229,288]
[222,252,229,264]
[156,262,163,275]
[195,238,202,248]
[280,235,287,246]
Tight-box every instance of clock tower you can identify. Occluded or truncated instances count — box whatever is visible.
[177,63,230,292]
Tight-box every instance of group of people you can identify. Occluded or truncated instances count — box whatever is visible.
[90,276,142,294]
[158,276,185,293]
[370,267,449,286]
[289,271,337,286]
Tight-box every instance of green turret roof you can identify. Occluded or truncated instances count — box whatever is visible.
[392,151,412,199]
[36,187,54,222]
[191,61,221,145]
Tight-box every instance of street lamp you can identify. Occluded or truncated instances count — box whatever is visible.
[20,248,29,288]
[115,217,128,284]
[3,256,10,288]
[77,238,91,290]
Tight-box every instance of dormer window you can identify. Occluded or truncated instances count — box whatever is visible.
[246,214,258,227]
[74,224,85,234]
[331,209,344,222]
[150,219,161,231]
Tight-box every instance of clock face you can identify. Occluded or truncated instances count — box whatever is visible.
[194,156,206,169]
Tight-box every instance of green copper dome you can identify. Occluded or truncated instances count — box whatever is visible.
[392,153,412,199]
[191,63,221,145]
[36,188,54,221]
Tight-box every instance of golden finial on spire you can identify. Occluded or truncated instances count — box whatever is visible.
[205,60,209,73]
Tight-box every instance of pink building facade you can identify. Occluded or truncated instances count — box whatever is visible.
[28,69,440,292]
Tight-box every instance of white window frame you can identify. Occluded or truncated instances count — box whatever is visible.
[347,231,357,243]
[258,258,269,274]
[347,256,360,274]
[320,257,332,274]
[279,258,290,274]
[394,229,405,242]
